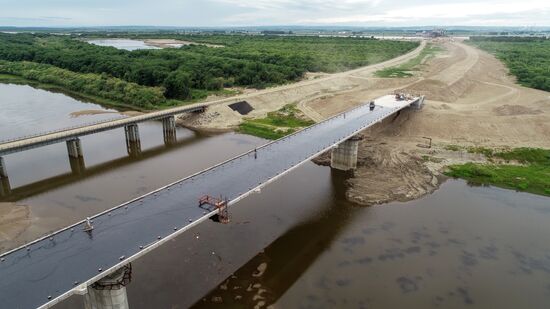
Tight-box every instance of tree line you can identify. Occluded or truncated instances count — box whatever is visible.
[0,61,165,108]
[469,37,550,91]
[0,33,418,107]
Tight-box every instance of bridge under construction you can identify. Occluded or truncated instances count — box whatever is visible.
[0,94,424,309]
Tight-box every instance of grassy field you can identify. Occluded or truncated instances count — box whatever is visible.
[375,43,442,78]
[238,104,315,140]
[445,147,550,196]
[468,37,550,92]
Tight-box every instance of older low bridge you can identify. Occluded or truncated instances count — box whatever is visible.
[0,95,424,309]
[0,101,208,182]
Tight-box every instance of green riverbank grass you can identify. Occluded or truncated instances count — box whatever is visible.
[445,147,550,196]
[375,44,443,78]
[238,104,315,140]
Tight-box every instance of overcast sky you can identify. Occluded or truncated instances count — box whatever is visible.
[1,0,549,27]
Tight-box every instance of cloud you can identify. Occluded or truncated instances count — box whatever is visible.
[299,1,550,25]
[213,0,381,12]
[0,0,549,27]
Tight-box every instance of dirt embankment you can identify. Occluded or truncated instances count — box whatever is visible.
[310,39,550,205]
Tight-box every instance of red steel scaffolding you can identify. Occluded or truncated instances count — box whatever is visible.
[198,195,230,223]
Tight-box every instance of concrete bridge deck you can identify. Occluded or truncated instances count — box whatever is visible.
[0,95,421,309]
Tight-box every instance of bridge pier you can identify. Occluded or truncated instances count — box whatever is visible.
[69,156,86,175]
[124,124,141,157]
[0,156,7,178]
[0,157,10,198]
[0,176,11,198]
[66,138,83,158]
[84,264,131,309]
[410,95,426,110]
[330,136,362,171]
[162,116,177,145]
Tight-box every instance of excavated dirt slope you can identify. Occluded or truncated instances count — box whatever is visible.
[310,39,550,205]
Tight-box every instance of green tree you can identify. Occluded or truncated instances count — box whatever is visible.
[164,70,192,99]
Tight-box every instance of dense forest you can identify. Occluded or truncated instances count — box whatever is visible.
[0,33,418,108]
[469,36,550,92]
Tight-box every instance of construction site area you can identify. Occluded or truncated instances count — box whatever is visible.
[181,38,550,206]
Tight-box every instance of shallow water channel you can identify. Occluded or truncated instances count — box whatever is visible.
[86,39,161,51]
[1,83,549,308]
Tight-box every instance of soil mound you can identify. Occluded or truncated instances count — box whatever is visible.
[493,104,544,116]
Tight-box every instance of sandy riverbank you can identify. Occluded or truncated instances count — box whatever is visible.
[143,39,224,49]
[0,202,30,252]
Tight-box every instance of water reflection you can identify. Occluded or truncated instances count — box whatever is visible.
[0,83,125,141]
[190,180,550,309]
[86,39,161,51]
[192,169,356,308]
[0,133,203,202]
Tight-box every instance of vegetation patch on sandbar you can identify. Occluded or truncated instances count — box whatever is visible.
[445,147,550,196]
[375,43,442,78]
[238,104,315,140]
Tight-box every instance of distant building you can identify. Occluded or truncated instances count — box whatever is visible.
[419,29,446,38]
[261,30,292,35]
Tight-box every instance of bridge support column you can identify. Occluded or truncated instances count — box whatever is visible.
[0,157,10,198]
[162,116,177,145]
[84,264,131,309]
[411,95,425,110]
[0,176,10,198]
[66,138,83,158]
[69,156,86,175]
[124,124,141,157]
[330,136,362,171]
[0,156,7,178]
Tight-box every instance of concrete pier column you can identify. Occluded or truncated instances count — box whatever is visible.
[0,157,10,198]
[84,264,132,309]
[69,156,86,175]
[162,116,177,145]
[0,156,7,178]
[411,95,425,110]
[0,176,11,198]
[66,138,83,158]
[330,135,362,171]
[124,124,141,157]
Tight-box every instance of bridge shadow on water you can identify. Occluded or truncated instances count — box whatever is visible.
[191,169,362,308]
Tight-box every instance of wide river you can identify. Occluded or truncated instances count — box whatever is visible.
[1,83,549,308]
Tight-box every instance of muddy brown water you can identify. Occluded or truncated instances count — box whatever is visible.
[1,83,550,308]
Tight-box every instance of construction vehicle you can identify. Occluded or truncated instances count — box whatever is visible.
[395,93,406,101]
